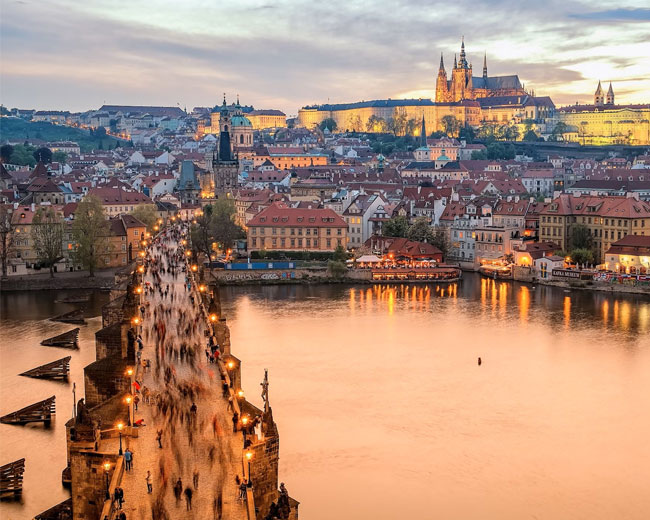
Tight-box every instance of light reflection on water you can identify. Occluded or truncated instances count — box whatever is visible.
[222,275,650,520]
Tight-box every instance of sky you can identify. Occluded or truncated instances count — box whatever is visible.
[1,0,649,115]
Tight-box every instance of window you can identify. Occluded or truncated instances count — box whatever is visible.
[337,229,342,235]
[134,230,139,236]
[252,238,257,247]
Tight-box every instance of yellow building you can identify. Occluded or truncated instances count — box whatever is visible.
[246,110,287,130]
[247,203,347,252]
[556,82,650,145]
[539,194,650,262]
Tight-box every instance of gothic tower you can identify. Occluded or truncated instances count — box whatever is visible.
[212,94,239,197]
[594,81,604,106]
[606,82,615,105]
[435,53,450,102]
[482,52,488,79]
[451,37,473,102]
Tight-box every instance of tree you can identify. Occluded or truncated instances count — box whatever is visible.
[9,144,37,167]
[33,147,53,164]
[319,118,337,132]
[383,215,409,238]
[570,224,593,250]
[31,207,64,277]
[95,126,107,139]
[130,205,158,233]
[430,228,449,257]
[523,129,539,142]
[407,217,434,243]
[471,150,488,160]
[570,248,594,266]
[0,205,15,279]
[440,115,461,138]
[52,151,68,164]
[458,125,475,143]
[332,244,348,262]
[476,122,498,142]
[72,196,110,277]
[327,258,347,279]
[550,122,568,142]
[211,198,245,250]
[405,118,419,137]
[0,144,14,163]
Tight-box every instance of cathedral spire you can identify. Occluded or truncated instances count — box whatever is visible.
[439,52,445,72]
[454,53,457,69]
[420,116,427,147]
[606,82,615,105]
[483,52,488,78]
[222,92,227,106]
[459,36,468,68]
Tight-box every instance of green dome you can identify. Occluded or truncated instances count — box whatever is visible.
[231,115,252,127]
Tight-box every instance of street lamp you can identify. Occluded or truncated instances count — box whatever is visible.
[199,284,206,293]
[237,389,245,399]
[209,313,217,322]
[103,461,111,500]
[117,423,124,455]
[245,450,253,483]
[191,264,198,272]
[131,316,140,327]
[135,286,143,295]
[227,361,235,370]
[125,395,133,426]
[138,265,145,273]
[186,250,192,258]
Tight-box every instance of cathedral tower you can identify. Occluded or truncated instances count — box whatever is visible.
[594,81,604,106]
[606,82,615,105]
[435,53,450,102]
[212,94,239,197]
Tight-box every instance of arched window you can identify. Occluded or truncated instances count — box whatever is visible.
[240,134,244,144]
[224,125,228,132]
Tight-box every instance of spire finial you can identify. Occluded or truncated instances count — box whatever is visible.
[439,52,445,70]
[483,52,488,78]
[222,92,226,105]
[454,53,457,68]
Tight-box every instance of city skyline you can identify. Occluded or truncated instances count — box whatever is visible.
[1,0,650,114]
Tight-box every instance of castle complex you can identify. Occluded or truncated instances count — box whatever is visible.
[298,38,553,135]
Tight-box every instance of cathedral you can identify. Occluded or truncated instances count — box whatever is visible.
[435,38,527,102]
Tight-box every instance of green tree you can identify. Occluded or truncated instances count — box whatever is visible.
[383,215,409,238]
[550,122,568,142]
[458,125,475,143]
[327,258,348,279]
[0,144,14,163]
[430,228,449,257]
[9,144,37,167]
[430,130,446,138]
[570,224,593,250]
[570,248,594,266]
[523,129,539,142]
[130,205,158,233]
[319,118,337,132]
[471,150,488,160]
[31,207,64,277]
[440,115,461,138]
[33,147,53,164]
[211,197,245,250]
[332,244,348,262]
[407,217,434,243]
[52,150,68,164]
[72,195,110,277]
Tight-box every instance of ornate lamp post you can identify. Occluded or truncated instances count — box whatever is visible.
[117,423,124,455]
[103,461,111,500]
[245,450,253,484]
[125,395,133,426]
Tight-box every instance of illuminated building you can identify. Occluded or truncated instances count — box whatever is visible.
[556,82,650,145]
[604,235,650,273]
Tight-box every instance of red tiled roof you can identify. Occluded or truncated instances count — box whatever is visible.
[88,187,152,205]
[247,202,346,228]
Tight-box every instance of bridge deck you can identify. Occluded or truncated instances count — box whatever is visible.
[110,239,248,520]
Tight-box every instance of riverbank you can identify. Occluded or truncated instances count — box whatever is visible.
[0,268,118,292]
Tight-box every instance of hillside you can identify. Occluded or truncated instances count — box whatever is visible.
[0,117,125,152]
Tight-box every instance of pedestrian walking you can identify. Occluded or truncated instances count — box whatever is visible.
[184,487,193,510]
[145,471,152,494]
[232,412,239,433]
[193,469,199,489]
[174,478,183,504]
[118,512,126,520]
[156,429,163,448]
[115,487,124,509]
[124,449,133,471]
[238,480,247,500]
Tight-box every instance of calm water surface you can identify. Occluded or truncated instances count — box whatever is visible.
[1,277,649,519]
[220,274,650,520]
[0,290,109,520]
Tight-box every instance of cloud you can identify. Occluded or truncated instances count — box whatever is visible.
[569,8,650,21]
[1,0,648,112]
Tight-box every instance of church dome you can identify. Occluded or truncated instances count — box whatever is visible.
[231,115,252,127]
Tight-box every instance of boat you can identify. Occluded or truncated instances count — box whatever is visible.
[478,264,512,279]
[370,266,461,283]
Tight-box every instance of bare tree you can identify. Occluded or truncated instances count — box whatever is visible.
[0,205,15,279]
[31,207,64,277]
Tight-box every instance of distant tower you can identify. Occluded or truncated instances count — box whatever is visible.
[435,53,450,102]
[451,38,472,101]
[482,52,488,79]
[606,82,615,105]
[211,95,239,197]
[594,81,604,106]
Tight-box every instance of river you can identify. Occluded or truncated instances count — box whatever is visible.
[221,275,650,520]
[1,277,649,519]
[0,290,109,520]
